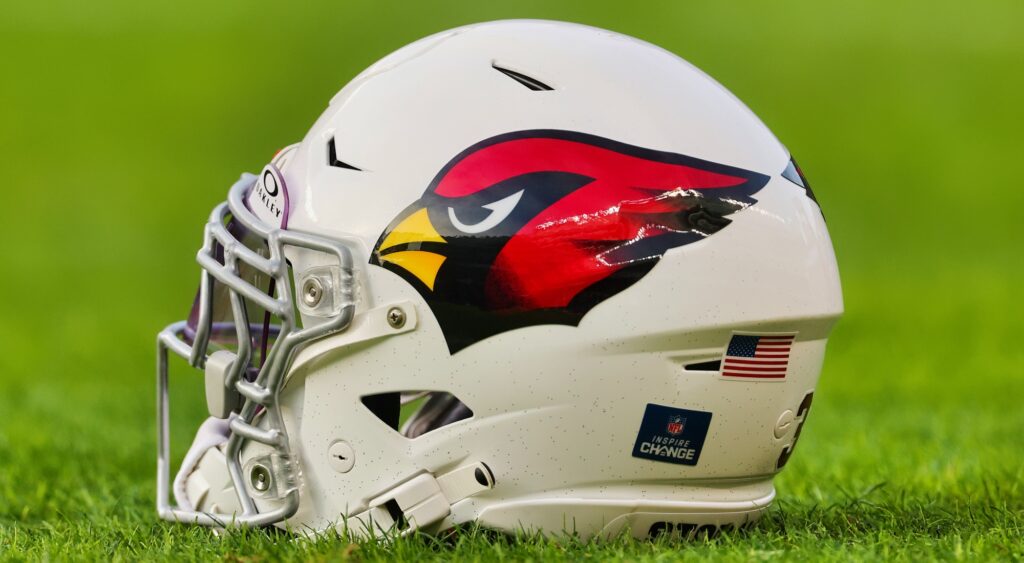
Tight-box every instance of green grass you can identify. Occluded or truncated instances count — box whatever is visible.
[0,0,1021,560]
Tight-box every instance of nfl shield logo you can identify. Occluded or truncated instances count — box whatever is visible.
[666,415,685,435]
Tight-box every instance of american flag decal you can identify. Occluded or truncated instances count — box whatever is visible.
[721,334,795,379]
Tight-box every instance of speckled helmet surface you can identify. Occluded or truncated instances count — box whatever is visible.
[156,19,843,539]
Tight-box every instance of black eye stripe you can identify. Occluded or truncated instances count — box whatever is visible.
[327,137,362,171]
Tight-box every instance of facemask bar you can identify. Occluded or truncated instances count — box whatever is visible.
[156,174,356,527]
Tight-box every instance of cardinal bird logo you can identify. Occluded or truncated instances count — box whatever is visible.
[371,130,769,353]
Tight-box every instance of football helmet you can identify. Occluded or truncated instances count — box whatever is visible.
[156,19,842,539]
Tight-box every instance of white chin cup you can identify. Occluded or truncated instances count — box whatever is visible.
[172,416,233,511]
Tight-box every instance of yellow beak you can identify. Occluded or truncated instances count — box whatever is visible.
[377,208,447,290]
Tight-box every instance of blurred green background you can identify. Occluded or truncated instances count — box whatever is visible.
[0,0,1021,559]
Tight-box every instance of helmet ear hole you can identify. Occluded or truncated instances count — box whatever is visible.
[359,392,401,430]
[360,391,474,437]
[404,393,473,438]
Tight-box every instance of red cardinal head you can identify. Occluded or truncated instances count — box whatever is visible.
[371,130,769,353]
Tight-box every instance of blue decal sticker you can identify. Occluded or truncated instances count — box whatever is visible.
[632,404,712,466]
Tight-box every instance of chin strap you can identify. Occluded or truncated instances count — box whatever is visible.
[342,462,495,537]
[173,416,234,511]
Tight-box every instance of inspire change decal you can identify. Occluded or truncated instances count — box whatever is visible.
[632,403,712,466]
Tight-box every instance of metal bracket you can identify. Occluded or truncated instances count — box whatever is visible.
[204,350,241,418]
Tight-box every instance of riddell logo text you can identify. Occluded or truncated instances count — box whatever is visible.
[638,441,696,461]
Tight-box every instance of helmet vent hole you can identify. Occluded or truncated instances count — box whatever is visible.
[685,360,721,372]
[360,392,401,430]
[327,137,362,171]
[491,62,554,91]
[361,390,474,438]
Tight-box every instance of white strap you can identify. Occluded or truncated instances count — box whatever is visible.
[437,462,494,501]
[343,462,494,537]
[173,416,233,510]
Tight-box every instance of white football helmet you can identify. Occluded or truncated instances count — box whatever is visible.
[156,19,842,540]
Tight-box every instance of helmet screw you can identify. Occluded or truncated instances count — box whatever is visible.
[249,463,272,493]
[302,276,324,308]
[386,307,406,329]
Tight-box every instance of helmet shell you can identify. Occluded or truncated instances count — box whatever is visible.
[237,19,841,538]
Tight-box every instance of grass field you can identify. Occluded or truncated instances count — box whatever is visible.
[1,0,1022,560]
